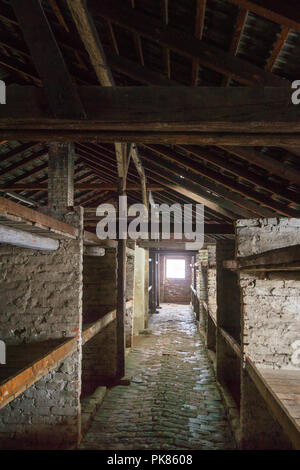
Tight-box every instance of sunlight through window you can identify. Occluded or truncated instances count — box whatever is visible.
[166,259,186,279]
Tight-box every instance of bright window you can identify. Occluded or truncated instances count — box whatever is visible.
[166,259,186,279]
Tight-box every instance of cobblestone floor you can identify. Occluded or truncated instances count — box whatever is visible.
[80,304,236,450]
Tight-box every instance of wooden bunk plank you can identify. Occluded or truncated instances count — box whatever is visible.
[219,327,242,358]
[224,245,300,272]
[0,338,77,410]
[0,196,78,239]
[82,310,116,345]
[245,357,300,450]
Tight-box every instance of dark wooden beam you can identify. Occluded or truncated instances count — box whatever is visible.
[141,150,273,219]
[90,0,288,86]
[141,145,297,217]
[222,8,248,86]
[1,86,300,145]
[224,0,300,33]
[0,148,48,179]
[0,184,164,191]
[0,143,37,164]
[11,0,85,118]
[191,0,206,86]
[160,0,171,79]
[265,27,290,72]
[175,144,300,206]
[221,146,300,187]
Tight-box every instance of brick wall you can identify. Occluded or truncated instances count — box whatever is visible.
[160,255,192,303]
[196,250,208,328]
[237,217,300,449]
[207,245,217,318]
[125,248,135,347]
[237,218,300,369]
[82,248,118,394]
[0,209,83,449]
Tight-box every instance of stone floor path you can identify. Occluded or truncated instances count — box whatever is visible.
[80,304,236,450]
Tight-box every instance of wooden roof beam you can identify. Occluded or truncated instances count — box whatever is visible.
[90,0,288,86]
[11,0,85,118]
[1,87,300,146]
[224,0,300,33]
[140,149,273,219]
[191,0,206,86]
[141,145,298,217]
[222,7,248,86]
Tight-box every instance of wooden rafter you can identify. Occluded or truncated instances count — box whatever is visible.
[160,0,171,79]
[141,145,298,217]
[90,0,288,86]
[265,26,290,72]
[222,7,248,86]
[224,0,300,33]
[140,148,275,219]
[11,0,85,118]
[191,0,206,86]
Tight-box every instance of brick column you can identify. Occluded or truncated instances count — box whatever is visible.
[48,142,74,215]
[0,209,83,449]
[237,218,300,449]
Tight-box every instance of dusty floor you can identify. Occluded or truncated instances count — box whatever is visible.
[80,304,236,450]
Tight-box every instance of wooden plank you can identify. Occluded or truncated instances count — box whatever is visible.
[1,86,299,133]
[265,27,290,72]
[0,196,78,238]
[222,8,248,86]
[82,310,116,345]
[0,224,59,251]
[0,184,164,191]
[246,357,300,450]
[130,144,148,207]
[220,146,300,187]
[237,244,300,271]
[141,149,276,218]
[65,0,128,179]
[219,327,242,358]
[11,0,85,119]
[224,0,300,33]
[90,0,288,86]
[191,0,206,85]
[116,181,126,378]
[144,145,298,216]
[177,144,300,206]
[83,229,117,248]
[0,338,77,409]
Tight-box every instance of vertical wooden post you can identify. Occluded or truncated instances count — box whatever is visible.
[116,173,127,378]
[144,248,149,328]
[157,253,161,308]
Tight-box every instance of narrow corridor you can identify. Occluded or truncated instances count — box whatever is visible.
[80,304,236,450]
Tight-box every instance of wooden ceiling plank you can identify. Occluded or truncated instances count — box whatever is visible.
[142,145,297,217]
[140,148,274,219]
[222,7,248,86]
[90,0,288,86]
[191,0,206,86]
[224,0,300,33]
[11,0,85,118]
[265,26,290,72]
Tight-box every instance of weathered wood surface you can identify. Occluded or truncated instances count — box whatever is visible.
[90,0,288,87]
[0,224,59,251]
[0,338,77,409]
[11,0,85,119]
[224,245,300,271]
[0,196,78,238]
[246,357,300,450]
[1,86,299,132]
